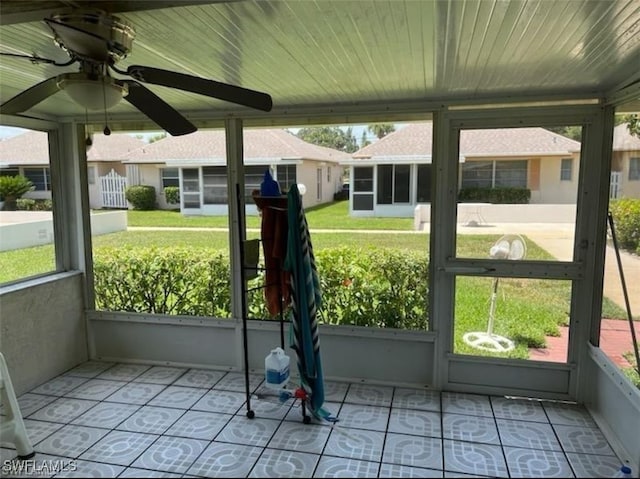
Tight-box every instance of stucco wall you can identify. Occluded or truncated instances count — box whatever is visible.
[535,155,579,204]
[618,150,640,198]
[0,273,88,395]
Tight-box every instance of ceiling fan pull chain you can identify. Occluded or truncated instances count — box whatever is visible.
[84,108,93,147]
[102,79,111,136]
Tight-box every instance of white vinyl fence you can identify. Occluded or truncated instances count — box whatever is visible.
[100,169,128,209]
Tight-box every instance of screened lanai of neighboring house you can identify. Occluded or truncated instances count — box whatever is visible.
[1,1,639,477]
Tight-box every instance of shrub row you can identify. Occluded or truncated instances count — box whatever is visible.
[16,198,53,211]
[609,198,640,254]
[93,246,429,329]
[458,187,530,204]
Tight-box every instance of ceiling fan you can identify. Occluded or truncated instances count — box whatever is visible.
[0,10,273,136]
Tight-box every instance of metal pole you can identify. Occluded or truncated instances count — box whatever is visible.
[607,212,640,375]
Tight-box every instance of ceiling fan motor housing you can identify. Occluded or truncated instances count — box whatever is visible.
[48,10,135,63]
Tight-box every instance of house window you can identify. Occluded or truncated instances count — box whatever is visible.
[560,158,573,181]
[417,165,432,203]
[276,165,297,192]
[327,167,331,182]
[202,166,227,205]
[461,160,527,188]
[353,166,374,211]
[0,168,19,177]
[317,168,322,201]
[630,157,640,181]
[23,167,51,191]
[182,168,201,208]
[461,161,493,188]
[161,168,179,188]
[87,166,96,185]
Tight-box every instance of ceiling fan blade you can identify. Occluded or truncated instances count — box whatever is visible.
[120,80,196,136]
[1,76,60,114]
[126,65,273,112]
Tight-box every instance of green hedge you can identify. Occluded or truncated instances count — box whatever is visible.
[458,187,530,204]
[125,185,156,210]
[164,186,180,204]
[93,246,429,329]
[16,198,52,211]
[610,198,640,254]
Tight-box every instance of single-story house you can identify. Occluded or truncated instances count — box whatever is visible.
[611,123,640,199]
[0,130,144,208]
[122,128,349,215]
[343,122,583,216]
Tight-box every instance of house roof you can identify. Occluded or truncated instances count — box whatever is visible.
[123,129,351,164]
[612,124,640,151]
[352,123,582,161]
[0,131,145,166]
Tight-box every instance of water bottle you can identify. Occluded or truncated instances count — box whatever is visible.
[613,465,633,478]
[264,347,290,389]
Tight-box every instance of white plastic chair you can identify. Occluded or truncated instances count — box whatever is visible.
[0,352,35,459]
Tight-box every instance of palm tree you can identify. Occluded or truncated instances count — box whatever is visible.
[367,123,395,139]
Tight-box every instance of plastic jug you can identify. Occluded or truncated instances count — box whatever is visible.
[265,347,290,389]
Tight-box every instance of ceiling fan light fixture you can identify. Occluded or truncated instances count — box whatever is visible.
[58,73,127,111]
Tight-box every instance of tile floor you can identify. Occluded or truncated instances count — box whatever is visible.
[0,361,629,478]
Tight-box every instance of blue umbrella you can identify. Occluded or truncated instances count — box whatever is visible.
[284,184,335,422]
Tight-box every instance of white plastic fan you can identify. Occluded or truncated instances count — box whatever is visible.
[463,235,526,353]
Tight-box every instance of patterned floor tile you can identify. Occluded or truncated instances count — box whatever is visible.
[344,383,394,407]
[191,389,245,414]
[0,452,75,478]
[242,395,293,420]
[79,430,158,466]
[249,449,320,478]
[130,436,207,474]
[443,413,499,445]
[186,442,262,477]
[132,366,187,385]
[118,468,183,478]
[64,379,127,401]
[14,393,58,418]
[147,386,207,409]
[388,408,441,437]
[443,439,508,478]
[504,447,575,478]
[565,452,626,478]
[442,392,493,417]
[164,410,232,440]
[392,388,441,412]
[284,401,342,424]
[35,425,109,458]
[543,402,596,427]
[53,459,125,478]
[554,424,616,456]
[383,433,443,470]
[332,403,389,431]
[379,463,443,478]
[214,372,264,393]
[1,419,63,450]
[97,363,151,381]
[71,402,140,429]
[104,382,166,405]
[29,397,98,423]
[117,406,185,435]
[490,396,548,423]
[173,369,227,388]
[30,376,89,397]
[324,427,385,462]
[323,381,350,403]
[313,456,379,478]
[216,415,280,447]
[63,361,115,379]
[267,421,331,454]
[497,418,562,450]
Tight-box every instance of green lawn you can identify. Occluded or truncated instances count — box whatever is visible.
[127,201,414,230]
